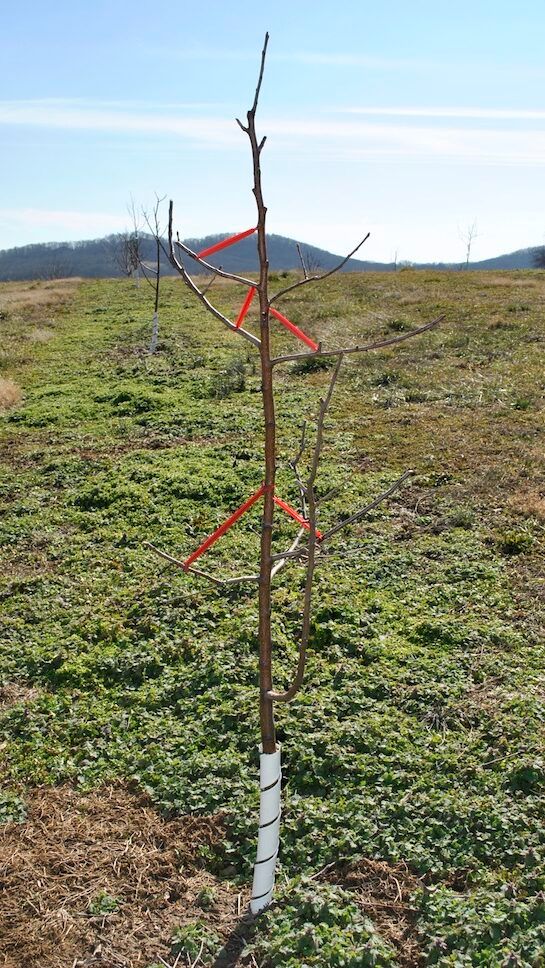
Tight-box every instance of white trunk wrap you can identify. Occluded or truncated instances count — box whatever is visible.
[250,744,281,914]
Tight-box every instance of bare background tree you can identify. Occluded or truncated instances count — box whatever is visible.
[460,220,479,270]
[39,259,74,281]
[140,196,166,354]
[147,33,443,915]
[111,200,142,285]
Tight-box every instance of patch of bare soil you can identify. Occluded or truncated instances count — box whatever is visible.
[0,785,243,968]
[326,858,423,966]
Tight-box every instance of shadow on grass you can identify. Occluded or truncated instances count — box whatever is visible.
[213,913,257,967]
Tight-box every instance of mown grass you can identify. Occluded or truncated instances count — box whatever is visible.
[1,270,544,966]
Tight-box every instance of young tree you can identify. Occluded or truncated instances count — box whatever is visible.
[140,195,166,354]
[147,34,442,914]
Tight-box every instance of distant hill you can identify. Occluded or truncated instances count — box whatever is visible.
[0,233,386,282]
[0,234,543,281]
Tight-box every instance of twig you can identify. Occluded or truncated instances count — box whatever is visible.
[270,315,444,365]
[270,233,370,304]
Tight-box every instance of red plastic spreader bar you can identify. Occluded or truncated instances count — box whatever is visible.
[197,227,257,261]
[183,484,270,571]
[269,307,319,351]
[273,496,323,540]
[235,286,257,328]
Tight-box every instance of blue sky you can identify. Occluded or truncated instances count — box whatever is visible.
[1,0,544,261]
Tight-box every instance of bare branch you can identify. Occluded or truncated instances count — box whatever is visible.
[267,357,343,703]
[320,470,414,542]
[290,420,308,516]
[173,237,257,288]
[250,32,269,115]
[167,202,261,349]
[270,233,370,304]
[145,542,260,587]
[271,528,306,579]
[270,314,444,366]
[201,269,220,296]
[270,469,414,565]
[296,242,309,279]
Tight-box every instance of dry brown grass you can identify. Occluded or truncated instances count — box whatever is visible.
[0,278,80,307]
[326,858,423,966]
[0,683,40,710]
[0,785,240,968]
[508,486,545,522]
[0,378,22,411]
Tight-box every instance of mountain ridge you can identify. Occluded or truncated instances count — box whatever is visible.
[0,232,543,281]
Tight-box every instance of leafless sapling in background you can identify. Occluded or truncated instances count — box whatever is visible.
[112,199,142,285]
[460,220,479,270]
[146,33,443,914]
[140,195,166,354]
[112,230,140,282]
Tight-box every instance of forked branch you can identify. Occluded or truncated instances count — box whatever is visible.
[270,233,371,304]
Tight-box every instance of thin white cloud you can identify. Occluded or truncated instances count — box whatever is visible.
[338,106,545,120]
[0,208,127,234]
[1,99,545,166]
[0,100,238,146]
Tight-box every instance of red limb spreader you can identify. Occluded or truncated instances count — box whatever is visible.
[273,496,323,540]
[183,484,269,571]
[269,308,319,351]
[236,287,257,328]
[197,227,257,261]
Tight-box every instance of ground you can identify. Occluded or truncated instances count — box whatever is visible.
[0,270,544,966]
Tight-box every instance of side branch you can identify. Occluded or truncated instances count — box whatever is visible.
[167,202,261,350]
[269,467,415,565]
[270,314,444,366]
[267,357,343,703]
[270,233,370,304]
[320,469,413,541]
[145,541,259,587]
[174,236,257,288]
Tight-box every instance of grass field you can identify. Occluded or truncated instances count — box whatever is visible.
[0,270,544,967]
